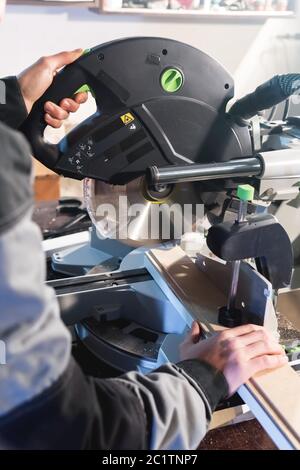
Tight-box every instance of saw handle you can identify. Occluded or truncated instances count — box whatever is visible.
[21,58,90,171]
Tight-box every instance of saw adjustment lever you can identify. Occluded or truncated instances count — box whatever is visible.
[206,187,293,327]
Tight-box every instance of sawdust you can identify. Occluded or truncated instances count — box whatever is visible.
[277,311,300,344]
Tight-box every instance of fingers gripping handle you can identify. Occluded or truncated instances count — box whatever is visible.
[21,62,89,171]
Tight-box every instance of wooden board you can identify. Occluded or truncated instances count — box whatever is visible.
[145,246,300,450]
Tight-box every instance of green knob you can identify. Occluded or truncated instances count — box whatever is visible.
[75,84,91,94]
[161,68,184,93]
[74,83,95,98]
[237,184,255,202]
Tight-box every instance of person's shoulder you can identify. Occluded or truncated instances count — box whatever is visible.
[0,120,29,147]
[0,120,31,154]
[0,119,32,191]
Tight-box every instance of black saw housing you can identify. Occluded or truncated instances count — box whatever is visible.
[22,37,252,186]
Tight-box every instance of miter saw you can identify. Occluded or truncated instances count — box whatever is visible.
[22,37,300,374]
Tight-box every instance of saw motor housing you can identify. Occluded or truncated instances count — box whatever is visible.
[22,37,253,187]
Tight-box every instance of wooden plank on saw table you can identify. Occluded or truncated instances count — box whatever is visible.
[145,246,300,449]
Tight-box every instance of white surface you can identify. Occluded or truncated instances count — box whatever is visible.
[42,230,90,255]
[0,5,296,79]
[259,149,300,179]
[234,16,300,100]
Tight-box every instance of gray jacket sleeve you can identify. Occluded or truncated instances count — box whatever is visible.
[0,122,71,417]
[115,360,227,450]
[0,123,33,236]
[0,210,72,417]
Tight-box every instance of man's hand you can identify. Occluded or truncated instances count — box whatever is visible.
[18,50,88,128]
[180,322,287,396]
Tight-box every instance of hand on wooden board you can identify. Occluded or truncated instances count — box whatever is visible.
[180,322,287,396]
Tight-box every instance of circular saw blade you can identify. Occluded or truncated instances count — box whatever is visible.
[84,176,204,247]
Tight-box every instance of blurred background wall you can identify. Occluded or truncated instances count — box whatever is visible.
[0,6,299,83]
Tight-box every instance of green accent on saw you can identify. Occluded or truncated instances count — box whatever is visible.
[161,68,184,93]
[75,83,95,98]
[75,84,91,94]
[237,184,255,202]
[83,48,91,55]
[286,345,300,354]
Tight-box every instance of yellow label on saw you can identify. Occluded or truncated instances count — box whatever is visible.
[120,113,135,125]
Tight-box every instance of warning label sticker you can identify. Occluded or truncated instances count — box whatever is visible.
[120,113,135,125]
